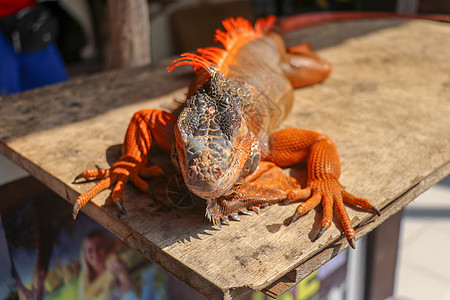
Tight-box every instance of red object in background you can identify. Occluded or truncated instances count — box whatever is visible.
[0,0,36,17]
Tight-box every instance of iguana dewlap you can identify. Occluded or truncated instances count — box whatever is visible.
[73,16,379,248]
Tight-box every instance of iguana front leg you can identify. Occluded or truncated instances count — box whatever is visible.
[206,162,301,225]
[73,109,176,219]
[264,128,380,248]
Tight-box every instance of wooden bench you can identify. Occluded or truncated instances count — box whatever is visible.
[0,18,448,299]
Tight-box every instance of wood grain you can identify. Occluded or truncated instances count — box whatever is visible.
[0,19,449,299]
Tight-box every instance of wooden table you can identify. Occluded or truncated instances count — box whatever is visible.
[0,19,449,299]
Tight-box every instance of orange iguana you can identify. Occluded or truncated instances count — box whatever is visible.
[73,16,380,248]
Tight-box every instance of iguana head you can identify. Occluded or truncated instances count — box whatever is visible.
[172,72,259,199]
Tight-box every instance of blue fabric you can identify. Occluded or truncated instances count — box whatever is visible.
[0,31,68,95]
[0,32,20,94]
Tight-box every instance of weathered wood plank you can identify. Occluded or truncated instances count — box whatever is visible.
[0,19,449,299]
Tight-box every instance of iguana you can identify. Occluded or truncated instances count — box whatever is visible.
[73,16,380,248]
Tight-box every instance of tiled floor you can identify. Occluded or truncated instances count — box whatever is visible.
[394,177,450,300]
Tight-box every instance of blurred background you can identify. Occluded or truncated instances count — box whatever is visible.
[45,0,449,74]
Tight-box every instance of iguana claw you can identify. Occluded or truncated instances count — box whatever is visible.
[73,202,80,220]
[315,225,328,241]
[114,199,126,214]
[145,187,158,202]
[222,216,230,225]
[240,208,252,215]
[372,205,381,216]
[348,236,356,249]
[230,213,241,221]
[287,211,300,226]
[73,173,84,183]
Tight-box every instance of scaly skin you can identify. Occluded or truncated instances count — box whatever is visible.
[73,16,379,248]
